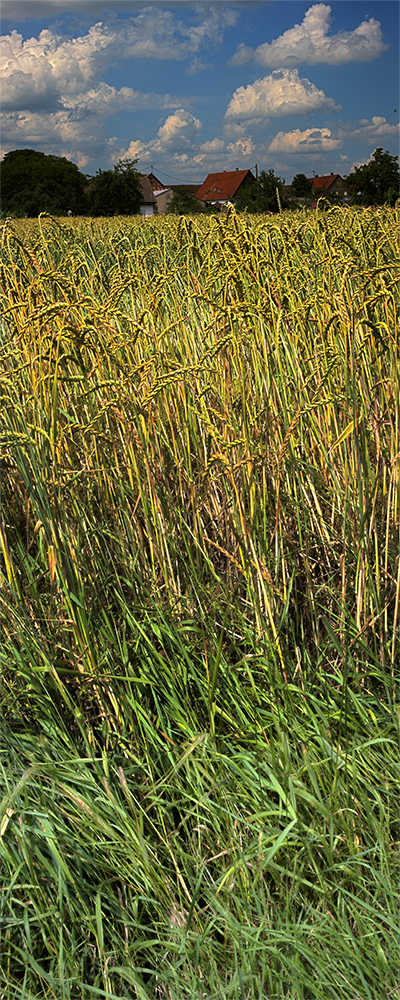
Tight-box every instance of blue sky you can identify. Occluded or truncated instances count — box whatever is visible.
[1,1,399,185]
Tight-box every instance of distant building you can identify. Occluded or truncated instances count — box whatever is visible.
[153,188,173,214]
[139,176,157,216]
[195,169,255,208]
[310,173,347,197]
[284,173,349,206]
[154,184,204,215]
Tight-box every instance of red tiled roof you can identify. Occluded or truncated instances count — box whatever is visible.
[145,172,164,192]
[311,174,343,191]
[195,169,255,202]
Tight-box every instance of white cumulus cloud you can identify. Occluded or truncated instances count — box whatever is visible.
[0,9,239,165]
[339,116,400,141]
[227,136,256,158]
[349,153,376,172]
[115,138,146,165]
[0,19,188,115]
[198,137,225,154]
[0,7,237,114]
[230,3,387,68]
[1,108,93,151]
[269,127,342,153]
[0,17,199,166]
[149,110,203,153]
[62,82,175,115]
[225,68,340,122]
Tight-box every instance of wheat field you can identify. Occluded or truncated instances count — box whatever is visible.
[0,206,399,999]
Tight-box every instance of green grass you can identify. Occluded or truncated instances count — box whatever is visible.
[0,206,399,999]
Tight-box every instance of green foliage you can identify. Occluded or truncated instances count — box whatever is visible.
[0,148,87,217]
[291,173,313,197]
[233,169,285,213]
[347,147,400,206]
[88,157,143,216]
[1,650,398,999]
[167,187,205,214]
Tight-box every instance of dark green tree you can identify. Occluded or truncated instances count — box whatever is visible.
[291,173,313,197]
[166,187,204,214]
[233,169,285,213]
[0,148,87,217]
[347,148,399,206]
[88,158,142,216]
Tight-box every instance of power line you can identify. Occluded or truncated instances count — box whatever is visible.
[142,164,203,184]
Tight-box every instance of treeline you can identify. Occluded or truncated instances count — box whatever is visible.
[1,146,398,218]
[0,149,143,218]
[154,150,399,214]
[288,150,399,206]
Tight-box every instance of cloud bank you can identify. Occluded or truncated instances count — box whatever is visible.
[1,6,238,112]
[0,3,397,183]
[1,10,236,164]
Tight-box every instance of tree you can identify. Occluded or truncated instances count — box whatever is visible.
[233,169,285,213]
[291,173,313,197]
[0,148,87,217]
[88,158,142,216]
[347,148,399,206]
[166,187,204,215]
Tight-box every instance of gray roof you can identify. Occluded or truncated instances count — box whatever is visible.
[139,176,156,204]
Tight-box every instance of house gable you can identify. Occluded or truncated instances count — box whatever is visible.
[311,174,345,193]
[195,169,255,204]
[145,172,164,192]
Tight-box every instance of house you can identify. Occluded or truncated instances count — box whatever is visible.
[195,169,255,208]
[139,175,157,216]
[284,173,349,206]
[310,174,347,197]
[153,188,173,215]
[154,184,204,215]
